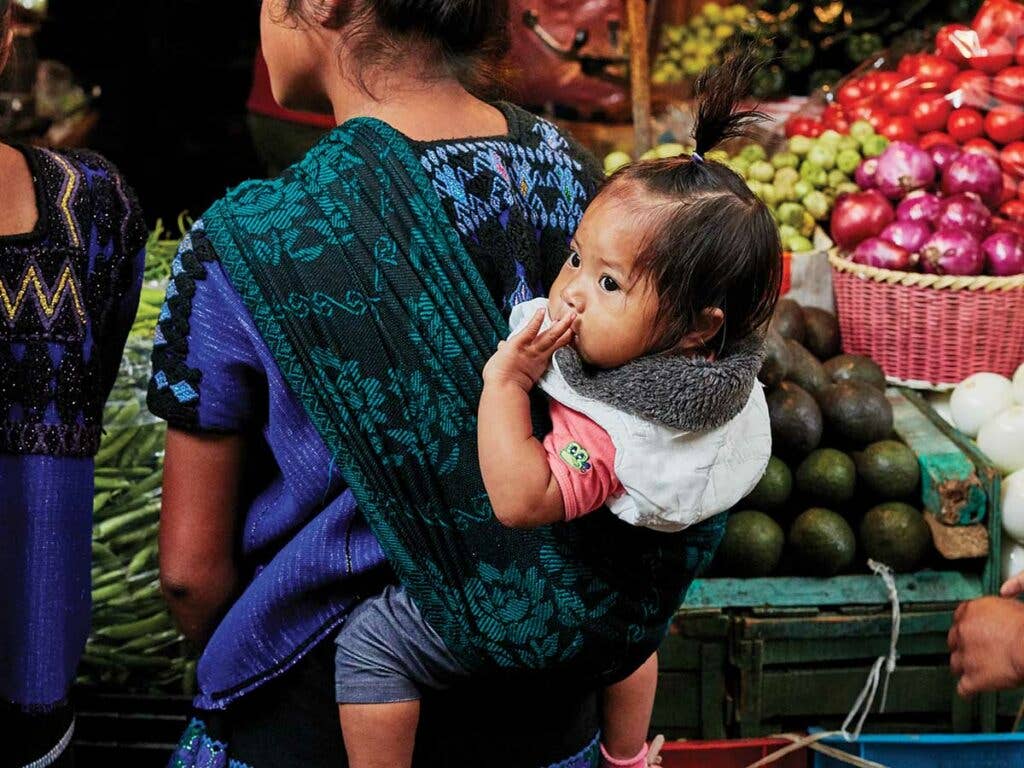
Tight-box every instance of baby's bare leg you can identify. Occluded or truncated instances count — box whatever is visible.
[601,652,658,765]
[339,701,420,768]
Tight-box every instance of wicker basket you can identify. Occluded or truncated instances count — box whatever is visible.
[829,250,1024,390]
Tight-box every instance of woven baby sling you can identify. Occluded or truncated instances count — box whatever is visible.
[205,118,724,679]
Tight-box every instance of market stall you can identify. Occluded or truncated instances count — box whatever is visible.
[63,0,1024,765]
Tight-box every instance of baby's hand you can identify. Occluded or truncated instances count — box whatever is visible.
[1001,573,1024,598]
[482,309,575,391]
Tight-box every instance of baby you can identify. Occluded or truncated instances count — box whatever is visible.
[335,54,781,768]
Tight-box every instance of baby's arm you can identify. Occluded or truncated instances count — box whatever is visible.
[479,309,575,528]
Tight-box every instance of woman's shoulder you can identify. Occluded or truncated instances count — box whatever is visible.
[18,145,147,252]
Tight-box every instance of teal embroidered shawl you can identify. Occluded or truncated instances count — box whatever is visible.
[205,119,724,680]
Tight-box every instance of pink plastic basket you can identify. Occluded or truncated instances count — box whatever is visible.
[830,251,1024,389]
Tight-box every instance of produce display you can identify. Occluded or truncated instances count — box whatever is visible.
[77,225,195,695]
[652,3,754,84]
[801,1,1024,275]
[712,299,936,578]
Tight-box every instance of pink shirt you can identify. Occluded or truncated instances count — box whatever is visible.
[542,401,624,521]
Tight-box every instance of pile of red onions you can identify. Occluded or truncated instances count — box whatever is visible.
[835,144,1024,275]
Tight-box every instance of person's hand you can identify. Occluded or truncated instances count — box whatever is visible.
[1001,573,1024,598]
[482,308,575,390]
[948,596,1024,696]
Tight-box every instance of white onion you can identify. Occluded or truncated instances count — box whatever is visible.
[1014,363,1024,405]
[978,406,1024,475]
[950,373,1015,437]
[1002,534,1024,584]
[1003,469,1024,545]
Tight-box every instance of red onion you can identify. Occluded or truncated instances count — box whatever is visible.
[896,191,943,223]
[875,142,937,200]
[982,232,1024,276]
[881,220,932,253]
[928,143,962,175]
[831,190,896,250]
[942,152,1004,209]
[936,193,992,239]
[920,229,984,275]
[855,158,879,190]
[853,237,914,270]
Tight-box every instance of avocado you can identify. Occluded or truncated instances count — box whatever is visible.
[744,456,793,511]
[824,354,887,391]
[767,382,824,457]
[855,440,920,499]
[759,330,792,389]
[770,298,806,344]
[860,502,932,572]
[802,307,841,360]
[795,448,857,506]
[821,381,894,446]
[785,340,831,403]
[789,507,857,576]
[716,509,785,577]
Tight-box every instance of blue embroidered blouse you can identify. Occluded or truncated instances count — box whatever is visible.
[147,103,604,709]
[0,145,146,709]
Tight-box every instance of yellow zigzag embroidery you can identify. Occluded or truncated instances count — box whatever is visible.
[0,262,87,327]
[45,151,82,248]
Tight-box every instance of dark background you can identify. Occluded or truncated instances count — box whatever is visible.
[36,0,265,226]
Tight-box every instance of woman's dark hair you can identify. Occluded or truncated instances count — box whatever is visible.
[0,1,10,70]
[282,0,509,95]
[604,51,782,352]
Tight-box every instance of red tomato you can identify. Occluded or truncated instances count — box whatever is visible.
[898,53,922,78]
[821,103,848,131]
[1017,37,1024,66]
[873,72,903,93]
[993,217,1024,238]
[986,105,1024,144]
[880,85,919,115]
[1000,141,1024,176]
[936,23,974,66]
[838,79,865,108]
[993,66,1024,107]
[972,0,1024,42]
[880,116,918,143]
[947,107,985,142]
[1002,199,1024,222]
[910,94,953,133]
[919,131,956,150]
[911,54,959,92]
[951,70,992,108]
[850,104,885,130]
[971,36,1014,75]
[784,116,824,138]
[964,137,1000,157]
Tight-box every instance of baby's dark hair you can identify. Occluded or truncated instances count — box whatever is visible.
[282,0,509,95]
[605,52,782,352]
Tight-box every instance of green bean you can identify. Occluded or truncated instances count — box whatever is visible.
[95,611,172,640]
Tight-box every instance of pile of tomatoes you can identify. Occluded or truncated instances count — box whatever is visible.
[785,0,1024,222]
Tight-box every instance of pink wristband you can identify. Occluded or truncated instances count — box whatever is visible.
[599,742,649,768]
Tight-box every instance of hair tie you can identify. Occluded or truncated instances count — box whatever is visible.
[691,151,704,164]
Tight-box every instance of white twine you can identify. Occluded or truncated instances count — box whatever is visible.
[744,560,901,768]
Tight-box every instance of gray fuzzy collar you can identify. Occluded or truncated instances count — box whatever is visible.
[552,334,766,432]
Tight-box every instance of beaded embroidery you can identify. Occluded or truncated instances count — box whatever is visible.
[0,147,146,457]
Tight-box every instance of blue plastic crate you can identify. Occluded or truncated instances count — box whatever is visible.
[811,732,1024,768]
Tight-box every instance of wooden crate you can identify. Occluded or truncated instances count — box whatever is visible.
[668,390,1003,738]
[654,611,732,739]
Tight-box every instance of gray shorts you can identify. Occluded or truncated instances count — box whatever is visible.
[334,584,470,704]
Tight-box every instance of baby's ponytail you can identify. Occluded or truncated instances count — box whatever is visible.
[691,51,768,157]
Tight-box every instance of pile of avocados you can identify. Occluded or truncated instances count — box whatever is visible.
[712,298,934,579]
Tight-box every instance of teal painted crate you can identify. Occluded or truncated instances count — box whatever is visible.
[670,389,1004,739]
